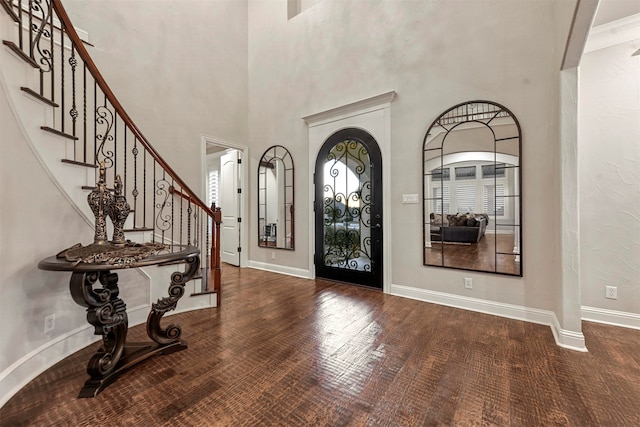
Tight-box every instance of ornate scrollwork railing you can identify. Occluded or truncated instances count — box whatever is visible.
[1,0,220,301]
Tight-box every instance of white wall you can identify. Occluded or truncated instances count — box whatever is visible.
[248,0,576,319]
[0,81,98,404]
[579,39,640,317]
[63,0,249,196]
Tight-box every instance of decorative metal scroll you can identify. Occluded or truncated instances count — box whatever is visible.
[322,140,372,271]
[95,104,115,168]
[30,0,53,72]
[155,177,172,233]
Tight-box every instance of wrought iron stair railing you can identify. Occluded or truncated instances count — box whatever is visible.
[1,0,220,301]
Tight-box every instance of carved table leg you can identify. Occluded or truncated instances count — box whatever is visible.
[69,270,128,397]
[147,255,200,346]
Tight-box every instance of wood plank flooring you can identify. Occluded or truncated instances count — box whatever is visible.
[1,266,639,426]
[426,234,520,274]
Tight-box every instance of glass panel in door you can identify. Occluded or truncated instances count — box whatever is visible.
[315,128,382,289]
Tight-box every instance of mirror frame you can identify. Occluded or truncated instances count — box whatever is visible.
[257,145,295,250]
[422,100,522,276]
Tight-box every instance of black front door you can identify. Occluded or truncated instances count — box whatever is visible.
[314,128,383,289]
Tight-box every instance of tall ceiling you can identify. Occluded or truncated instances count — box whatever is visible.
[592,0,640,26]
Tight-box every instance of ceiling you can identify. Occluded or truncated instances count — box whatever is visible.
[592,0,640,26]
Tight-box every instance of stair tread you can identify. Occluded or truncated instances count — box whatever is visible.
[21,87,59,107]
[41,126,78,141]
[191,290,217,297]
[1,2,19,23]
[61,159,97,168]
[3,40,39,68]
[82,185,106,190]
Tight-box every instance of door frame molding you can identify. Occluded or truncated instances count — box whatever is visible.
[201,134,249,268]
[303,91,395,293]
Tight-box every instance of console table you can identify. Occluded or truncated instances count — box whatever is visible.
[38,244,200,397]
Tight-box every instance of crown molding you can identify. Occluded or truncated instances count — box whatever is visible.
[584,13,640,54]
[303,91,396,127]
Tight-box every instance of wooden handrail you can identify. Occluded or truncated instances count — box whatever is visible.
[169,186,215,218]
[51,0,211,217]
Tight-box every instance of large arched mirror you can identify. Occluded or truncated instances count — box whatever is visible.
[423,101,522,276]
[258,145,294,249]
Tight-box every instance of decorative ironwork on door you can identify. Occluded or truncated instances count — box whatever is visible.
[321,140,373,271]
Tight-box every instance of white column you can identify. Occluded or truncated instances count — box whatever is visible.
[559,66,587,351]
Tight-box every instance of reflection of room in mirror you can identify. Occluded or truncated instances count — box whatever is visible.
[257,145,295,250]
[422,101,522,276]
[424,234,520,275]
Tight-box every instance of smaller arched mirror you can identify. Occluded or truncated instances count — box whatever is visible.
[258,145,295,249]
[423,101,522,276]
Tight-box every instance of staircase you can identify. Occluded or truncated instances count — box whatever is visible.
[0,0,221,301]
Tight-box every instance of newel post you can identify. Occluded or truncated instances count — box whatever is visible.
[211,203,222,304]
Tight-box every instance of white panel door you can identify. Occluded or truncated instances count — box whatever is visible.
[220,150,240,266]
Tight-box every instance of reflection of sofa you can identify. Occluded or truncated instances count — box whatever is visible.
[430,213,488,243]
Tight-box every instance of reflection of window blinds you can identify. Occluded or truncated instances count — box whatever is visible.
[483,184,505,215]
[433,186,450,214]
[208,170,219,207]
[481,163,506,178]
[455,165,476,180]
[456,184,476,212]
[431,167,450,181]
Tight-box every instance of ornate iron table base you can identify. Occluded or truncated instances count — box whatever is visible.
[39,245,200,398]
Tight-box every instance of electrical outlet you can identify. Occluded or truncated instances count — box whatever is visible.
[44,314,56,333]
[464,277,473,289]
[271,252,276,259]
[605,286,618,299]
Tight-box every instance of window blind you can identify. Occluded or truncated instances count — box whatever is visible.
[433,185,450,214]
[483,184,504,215]
[208,170,219,207]
[456,184,476,212]
[455,165,476,180]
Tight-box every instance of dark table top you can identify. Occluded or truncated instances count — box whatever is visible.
[38,243,200,272]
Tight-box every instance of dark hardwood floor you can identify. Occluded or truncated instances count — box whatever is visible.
[426,234,520,274]
[1,265,639,426]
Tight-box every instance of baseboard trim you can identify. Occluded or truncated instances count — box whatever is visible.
[0,304,149,408]
[247,260,311,279]
[550,314,588,352]
[390,283,588,352]
[582,306,640,330]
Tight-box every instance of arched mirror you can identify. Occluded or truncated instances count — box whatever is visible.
[258,145,294,249]
[423,101,522,276]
